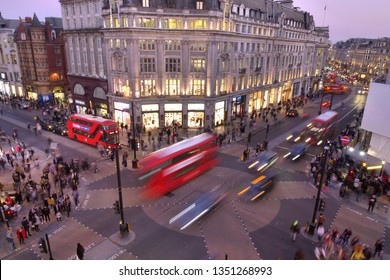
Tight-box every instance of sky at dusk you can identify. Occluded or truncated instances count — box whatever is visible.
[1,0,389,43]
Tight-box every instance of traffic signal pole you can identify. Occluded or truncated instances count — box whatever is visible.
[115,147,128,236]
[308,145,330,235]
[45,233,54,260]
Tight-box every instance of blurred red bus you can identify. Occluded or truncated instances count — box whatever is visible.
[323,84,348,94]
[67,114,119,149]
[138,133,219,199]
[305,111,338,146]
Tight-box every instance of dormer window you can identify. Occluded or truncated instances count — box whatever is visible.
[142,0,149,7]
[21,33,26,40]
[51,30,57,40]
[196,1,204,10]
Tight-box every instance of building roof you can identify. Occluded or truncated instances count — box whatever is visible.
[31,13,42,28]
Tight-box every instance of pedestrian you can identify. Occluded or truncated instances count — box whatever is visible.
[77,243,85,260]
[56,211,62,221]
[73,189,79,208]
[373,238,384,259]
[22,217,32,237]
[317,224,325,242]
[16,226,26,245]
[318,213,326,227]
[6,227,17,250]
[367,194,377,211]
[290,220,300,242]
[33,213,41,231]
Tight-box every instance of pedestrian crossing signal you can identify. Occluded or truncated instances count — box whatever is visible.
[38,237,48,254]
[319,199,326,212]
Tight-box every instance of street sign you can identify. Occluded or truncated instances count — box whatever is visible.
[341,136,350,145]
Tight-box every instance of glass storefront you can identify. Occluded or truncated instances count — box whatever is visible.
[188,103,204,128]
[95,103,108,118]
[164,103,182,127]
[142,104,159,129]
[113,101,130,125]
[215,101,225,126]
[231,95,245,120]
[75,99,87,114]
[28,91,38,100]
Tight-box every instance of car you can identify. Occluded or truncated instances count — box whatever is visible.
[286,109,299,117]
[38,118,55,131]
[169,187,227,230]
[283,143,310,161]
[248,151,279,173]
[237,170,279,201]
[52,122,68,136]
[286,130,307,143]
[321,101,331,108]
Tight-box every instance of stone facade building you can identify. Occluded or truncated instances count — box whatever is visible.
[59,0,109,116]
[60,0,329,130]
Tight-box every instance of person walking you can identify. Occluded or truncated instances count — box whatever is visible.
[317,224,325,243]
[290,220,300,242]
[22,217,32,237]
[16,226,26,245]
[367,194,377,212]
[76,243,85,260]
[373,238,384,259]
[6,227,17,250]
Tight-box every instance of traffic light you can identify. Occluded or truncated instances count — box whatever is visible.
[38,237,48,254]
[113,200,120,214]
[319,199,326,212]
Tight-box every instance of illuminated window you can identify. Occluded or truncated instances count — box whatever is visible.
[165,58,181,72]
[165,79,181,95]
[142,0,149,7]
[140,79,156,96]
[189,79,205,95]
[190,58,205,72]
[190,19,206,29]
[196,1,204,10]
[165,19,182,29]
[139,18,155,28]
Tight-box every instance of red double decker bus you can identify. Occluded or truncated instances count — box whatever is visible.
[67,114,119,149]
[138,133,219,199]
[305,111,338,146]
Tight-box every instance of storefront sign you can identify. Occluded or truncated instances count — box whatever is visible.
[164,103,182,111]
[75,99,85,105]
[142,104,159,112]
[114,101,130,110]
[188,103,204,110]
[215,101,225,110]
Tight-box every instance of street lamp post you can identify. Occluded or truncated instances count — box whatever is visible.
[318,90,324,115]
[308,145,330,235]
[130,101,139,169]
[115,145,129,236]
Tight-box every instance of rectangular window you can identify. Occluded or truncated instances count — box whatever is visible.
[190,58,205,72]
[190,42,206,52]
[140,79,156,96]
[189,79,205,95]
[140,58,156,72]
[190,19,206,29]
[165,58,181,72]
[139,18,155,28]
[196,1,204,10]
[142,0,149,7]
[165,19,181,29]
[139,40,155,50]
[165,79,181,95]
[164,40,181,51]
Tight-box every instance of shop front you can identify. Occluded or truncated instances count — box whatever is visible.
[164,103,182,128]
[53,87,66,106]
[231,95,246,120]
[142,104,159,129]
[214,100,226,126]
[282,82,292,102]
[187,103,205,128]
[249,91,263,115]
[75,99,87,114]
[113,101,131,125]
[93,87,109,118]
